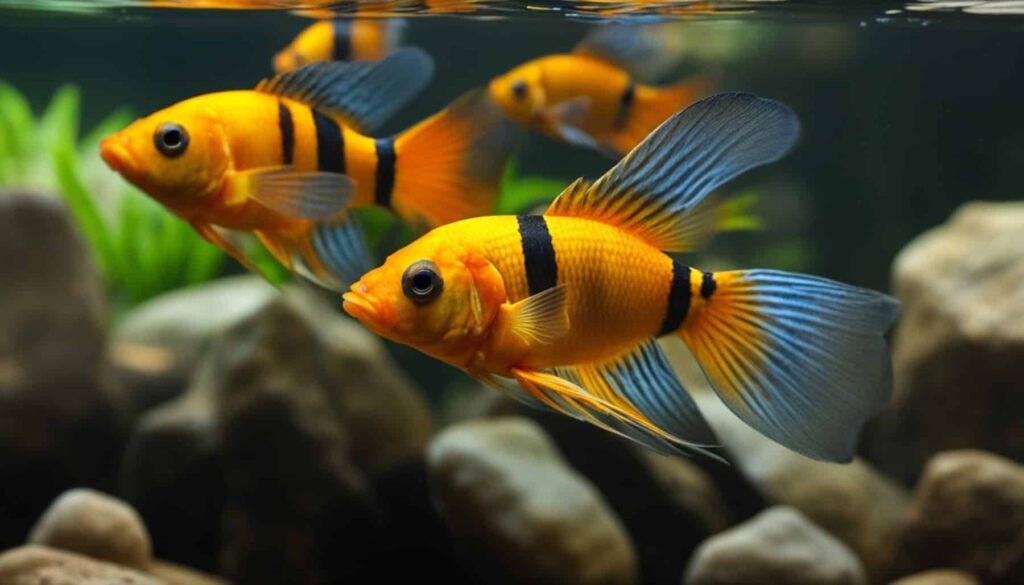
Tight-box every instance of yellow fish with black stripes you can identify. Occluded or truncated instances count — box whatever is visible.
[343,92,900,463]
[100,48,515,291]
[489,23,712,158]
[273,19,405,73]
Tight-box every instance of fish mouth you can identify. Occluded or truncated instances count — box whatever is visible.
[343,290,383,326]
[99,135,137,175]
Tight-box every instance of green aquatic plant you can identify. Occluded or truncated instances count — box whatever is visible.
[496,158,568,215]
[0,81,241,310]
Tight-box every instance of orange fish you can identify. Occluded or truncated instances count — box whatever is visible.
[273,19,405,73]
[101,49,514,290]
[344,93,900,462]
[489,24,712,157]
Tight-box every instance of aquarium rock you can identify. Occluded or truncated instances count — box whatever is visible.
[428,417,638,585]
[113,275,279,404]
[894,450,1024,584]
[454,391,753,583]
[868,201,1024,484]
[684,507,866,585]
[28,488,151,570]
[0,192,123,549]
[889,569,980,585]
[693,393,908,584]
[0,545,165,585]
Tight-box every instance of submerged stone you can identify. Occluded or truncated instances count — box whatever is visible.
[893,450,1024,584]
[121,286,433,583]
[428,417,638,585]
[0,545,165,585]
[867,202,1024,484]
[28,488,152,570]
[0,193,123,549]
[684,507,866,585]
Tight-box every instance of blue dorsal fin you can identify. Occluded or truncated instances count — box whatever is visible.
[545,92,799,252]
[573,23,685,81]
[256,47,434,134]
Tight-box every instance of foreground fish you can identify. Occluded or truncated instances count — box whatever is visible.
[344,93,900,462]
[273,19,405,73]
[489,24,711,157]
[101,48,514,290]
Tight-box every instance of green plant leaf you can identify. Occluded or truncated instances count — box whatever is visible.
[496,159,565,215]
[52,145,115,276]
[40,84,80,154]
[0,80,37,183]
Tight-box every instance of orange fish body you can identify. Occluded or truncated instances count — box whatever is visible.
[489,30,711,156]
[345,93,900,464]
[101,52,513,290]
[273,19,403,73]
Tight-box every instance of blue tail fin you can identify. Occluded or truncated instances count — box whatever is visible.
[678,269,900,462]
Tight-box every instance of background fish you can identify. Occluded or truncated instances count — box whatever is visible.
[273,19,406,73]
[100,48,516,291]
[344,93,900,463]
[489,23,713,157]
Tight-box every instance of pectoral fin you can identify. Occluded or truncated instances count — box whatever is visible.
[502,285,569,345]
[191,222,276,282]
[235,167,354,220]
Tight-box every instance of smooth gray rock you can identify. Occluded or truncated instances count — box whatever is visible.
[684,507,866,585]
[0,545,165,585]
[428,417,638,585]
[889,569,980,585]
[866,202,1024,483]
[894,450,1024,584]
[28,488,151,569]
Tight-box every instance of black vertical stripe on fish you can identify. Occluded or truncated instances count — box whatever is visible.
[659,258,691,335]
[332,19,352,61]
[277,101,294,165]
[516,215,558,295]
[312,109,345,174]
[374,137,396,208]
[613,80,635,131]
[701,271,717,300]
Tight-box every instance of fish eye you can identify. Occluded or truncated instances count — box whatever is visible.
[402,260,443,304]
[153,123,189,158]
[511,79,528,101]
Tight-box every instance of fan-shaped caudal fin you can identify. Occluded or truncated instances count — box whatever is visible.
[678,269,900,462]
[546,92,799,253]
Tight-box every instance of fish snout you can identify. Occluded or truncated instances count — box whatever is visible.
[99,134,137,175]
[342,285,397,330]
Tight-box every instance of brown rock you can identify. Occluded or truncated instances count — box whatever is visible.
[894,450,1024,584]
[0,545,165,585]
[428,417,638,585]
[866,202,1024,484]
[889,569,979,585]
[28,488,151,569]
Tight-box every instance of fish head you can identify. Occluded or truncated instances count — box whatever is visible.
[343,229,503,364]
[100,96,231,216]
[272,21,331,73]
[488,62,547,125]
